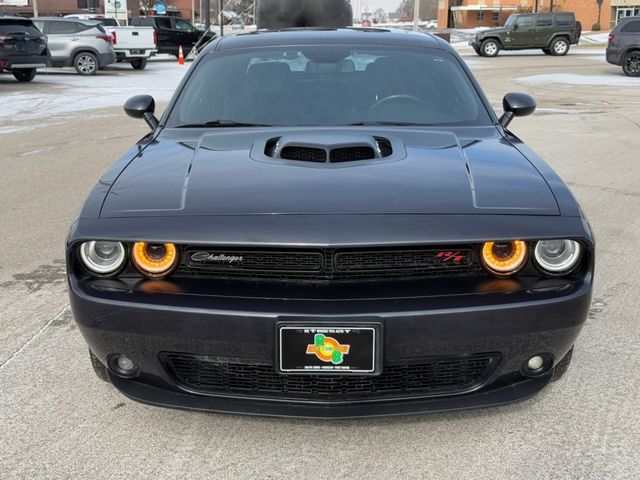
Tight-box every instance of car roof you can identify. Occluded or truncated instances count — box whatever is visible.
[210,28,448,53]
[0,16,35,22]
[617,15,640,23]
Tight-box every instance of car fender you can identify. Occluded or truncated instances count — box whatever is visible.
[547,33,571,47]
[481,36,504,48]
[622,46,640,59]
[68,46,101,66]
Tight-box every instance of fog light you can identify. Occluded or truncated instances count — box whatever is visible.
[117,356,135,372]
[109,354,139,378]
[527,355,545,371]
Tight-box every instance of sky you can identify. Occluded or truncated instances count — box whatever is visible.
[353,0,403,14]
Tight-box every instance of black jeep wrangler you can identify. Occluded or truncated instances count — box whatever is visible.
[470,12,581,57]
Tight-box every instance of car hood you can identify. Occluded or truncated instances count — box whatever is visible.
[100,127,559,218]
[477,28,508,37]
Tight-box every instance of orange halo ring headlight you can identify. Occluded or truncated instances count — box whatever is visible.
[131,242,179,278]
[481,240,528,277]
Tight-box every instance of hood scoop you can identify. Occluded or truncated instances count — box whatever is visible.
[261,134,395,164]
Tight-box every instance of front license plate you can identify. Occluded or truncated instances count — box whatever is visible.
[278,325,378,374]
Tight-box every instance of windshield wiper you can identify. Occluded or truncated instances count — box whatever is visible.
[348,121,435,126]
[174,120,273,128]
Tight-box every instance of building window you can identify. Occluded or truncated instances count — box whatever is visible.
[492,12,499,22]
[477,12,485,21]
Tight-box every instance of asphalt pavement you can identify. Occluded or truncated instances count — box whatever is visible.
[1,50,639,479]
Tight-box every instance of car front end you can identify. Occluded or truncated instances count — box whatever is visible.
[67,30,594,417]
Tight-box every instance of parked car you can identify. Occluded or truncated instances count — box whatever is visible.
[606,15,640,77]
[32,18,115,75]
[470,12,581,57]
[425,19,438,29]
[0,15,50,82]
[130,16,214,58]
[231,17,245,30]
[62,14,119,27]
[65,14,157,70]
[68,27,593,417]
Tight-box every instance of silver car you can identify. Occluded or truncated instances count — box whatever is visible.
[33,18,115,75]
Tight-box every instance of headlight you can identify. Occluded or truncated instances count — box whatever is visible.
[534,240,581,274]
[79,241,126,275]
[131,242,179,278]
[481,240,527,276]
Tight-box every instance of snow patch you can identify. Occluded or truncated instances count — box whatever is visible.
[516,73,640,86]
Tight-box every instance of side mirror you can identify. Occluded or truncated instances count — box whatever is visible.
[499,92,536,128]
[124,95,159,130]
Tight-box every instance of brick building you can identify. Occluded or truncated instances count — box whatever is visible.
[0,0,105,16]
[437,0,637,30]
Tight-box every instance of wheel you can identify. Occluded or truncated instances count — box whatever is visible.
[622,51,640,77]
[542,48,552,55]
[550,37,570,56]
[481,39,500,57]
[130,58,148,70]
[12,68,37,82]
[89,349,110,382]
[473,47,482,56]
[74,52,98,75]
[551,347,573,381]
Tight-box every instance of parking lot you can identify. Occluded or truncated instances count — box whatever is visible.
[1,47,639,479]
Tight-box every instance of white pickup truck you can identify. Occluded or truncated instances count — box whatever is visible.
[64,15,157,70]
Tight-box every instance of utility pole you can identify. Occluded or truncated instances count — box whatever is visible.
[204,0,210,28]
[32,0,38,17]
[219,0,223,36]
[413,0,420,31]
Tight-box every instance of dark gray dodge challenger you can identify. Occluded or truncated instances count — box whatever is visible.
[66,26,594,417]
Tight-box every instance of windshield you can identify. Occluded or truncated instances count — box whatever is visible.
[505,15,516,28]
[166,46,492,127]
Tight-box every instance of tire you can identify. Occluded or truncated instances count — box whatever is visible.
[74,51,98,75]
[481,39,500,57]
[130,58,148,70]
[473,47,482,56]
[551,347,573,381]
[12,68,37,82]
[542,48,552,55]
[622,51,640,77]
[550,37,570,56]
[89,349,110,382]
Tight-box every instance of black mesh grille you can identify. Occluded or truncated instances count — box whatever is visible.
[329,146,376,162]
[176,246,480,282]
[280,146,326,162]
[163,353,498,399]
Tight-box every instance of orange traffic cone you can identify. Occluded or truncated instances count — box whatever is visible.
[178,45,185,65]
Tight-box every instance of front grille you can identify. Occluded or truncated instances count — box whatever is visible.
[176,246,482,282]
[163,353,499,400]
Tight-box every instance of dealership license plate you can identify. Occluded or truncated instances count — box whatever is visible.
[278,325,378,374]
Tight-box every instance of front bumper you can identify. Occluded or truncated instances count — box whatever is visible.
[70,273,591,418]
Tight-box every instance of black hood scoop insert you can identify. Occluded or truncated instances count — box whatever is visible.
[257,133,402,165]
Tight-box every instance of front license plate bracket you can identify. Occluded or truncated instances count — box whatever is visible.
[277,322,382,375]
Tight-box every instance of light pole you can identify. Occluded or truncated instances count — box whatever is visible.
[32,0,38,16]
[219,0,224,36]
[413,0,420,31]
